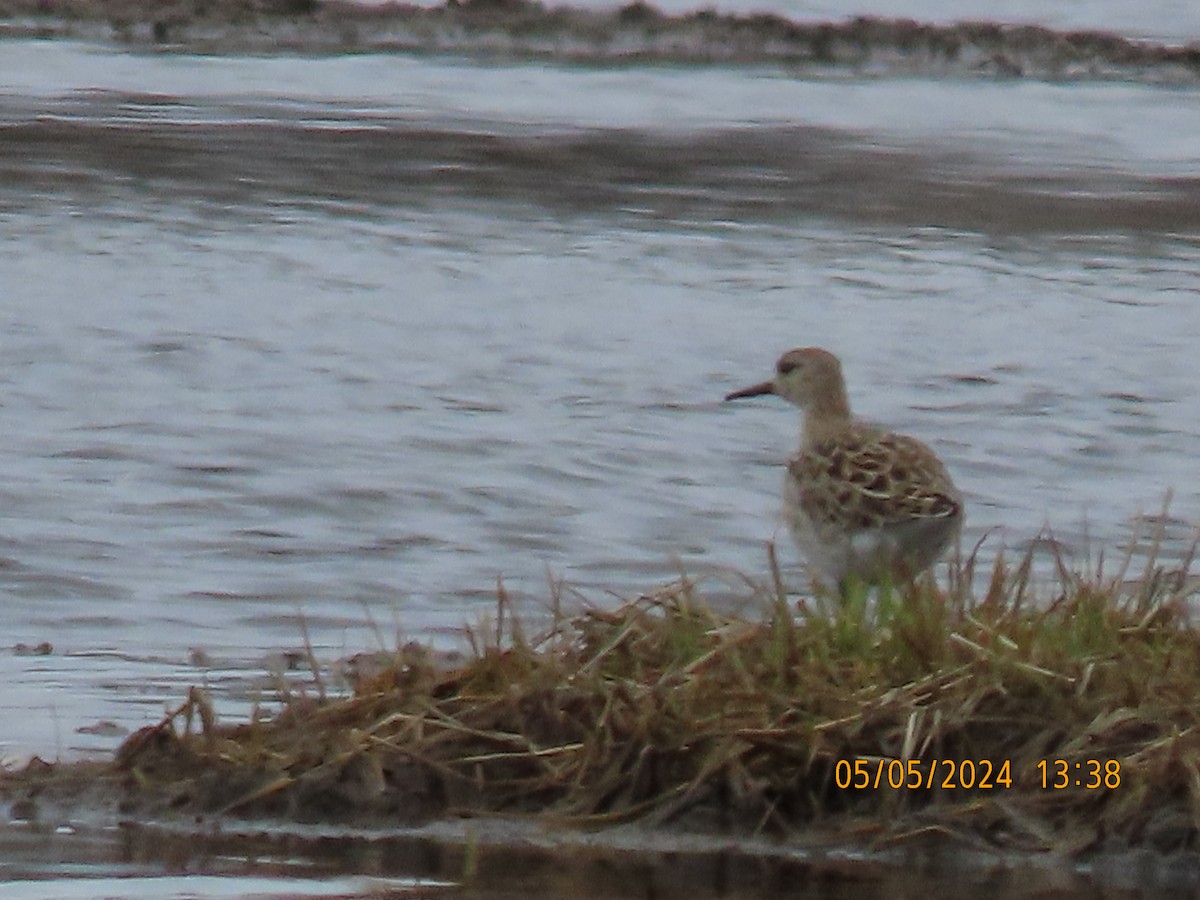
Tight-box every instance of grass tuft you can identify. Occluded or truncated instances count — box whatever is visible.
[111,531,1200,855]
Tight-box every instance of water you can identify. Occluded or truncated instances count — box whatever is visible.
[0,5,1199,771]
[0,818,1159,900]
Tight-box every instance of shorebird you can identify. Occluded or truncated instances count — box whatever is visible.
[726,347,963,592]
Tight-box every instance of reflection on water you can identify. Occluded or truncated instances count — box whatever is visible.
[0,38,1198,762]
[0,820,1158,900]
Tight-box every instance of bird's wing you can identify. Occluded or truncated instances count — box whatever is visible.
[789,430,961,532]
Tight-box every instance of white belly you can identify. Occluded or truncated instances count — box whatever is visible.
[783,475,958,589]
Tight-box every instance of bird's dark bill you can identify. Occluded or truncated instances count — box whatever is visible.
[725,380,775,401]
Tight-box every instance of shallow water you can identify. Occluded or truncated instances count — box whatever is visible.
[1,5,1199,771]
[0,818,1167,900]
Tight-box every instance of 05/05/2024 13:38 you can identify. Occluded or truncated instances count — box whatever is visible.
[834,758,1123,790]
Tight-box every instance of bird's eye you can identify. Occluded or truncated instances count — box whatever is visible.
[777,360,798,375]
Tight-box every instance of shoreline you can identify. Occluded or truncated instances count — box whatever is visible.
[0,0,1198,84]
[2,759,1195,897]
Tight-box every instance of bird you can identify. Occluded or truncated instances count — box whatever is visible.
[725,347,963,592]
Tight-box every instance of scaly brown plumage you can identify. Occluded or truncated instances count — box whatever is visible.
[726,347,963,590]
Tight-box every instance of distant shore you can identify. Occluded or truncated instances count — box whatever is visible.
[1,0,1199,84]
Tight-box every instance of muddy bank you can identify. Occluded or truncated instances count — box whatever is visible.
[1,748,1198,899]
[0,751,1193,898]
[2,0,1200,83]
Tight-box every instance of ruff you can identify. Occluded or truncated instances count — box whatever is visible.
[726,347,963,591]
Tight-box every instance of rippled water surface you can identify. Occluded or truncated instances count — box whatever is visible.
[0,12,1199,768]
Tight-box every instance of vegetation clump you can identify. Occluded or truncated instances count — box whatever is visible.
[88,529,1200,857]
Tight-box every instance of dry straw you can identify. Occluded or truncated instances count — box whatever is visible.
[113,525,1200,855]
